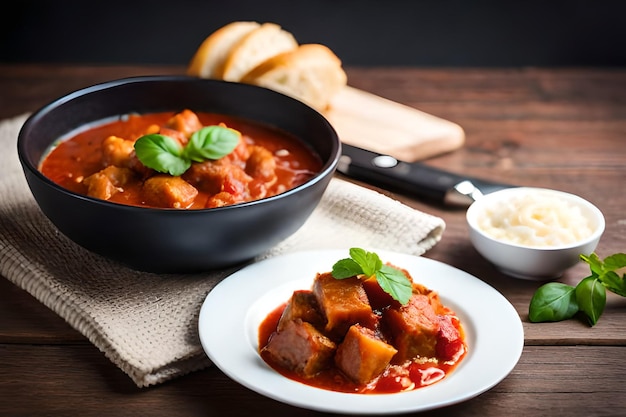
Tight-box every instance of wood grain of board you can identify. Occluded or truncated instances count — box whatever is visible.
[324,86,465,161]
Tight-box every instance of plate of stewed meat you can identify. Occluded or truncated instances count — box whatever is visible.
[198,248,524,414]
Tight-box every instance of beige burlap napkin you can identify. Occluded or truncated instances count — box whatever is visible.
[0,114,445,387]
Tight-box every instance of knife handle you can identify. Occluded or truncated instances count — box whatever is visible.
[337,144,512,206]
[338,146,462,200]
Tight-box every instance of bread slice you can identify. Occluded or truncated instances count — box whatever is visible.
[221,23,298,82]
[241,44,348,111]
[187,21,261,78]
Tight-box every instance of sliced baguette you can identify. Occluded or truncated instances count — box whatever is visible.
[221,22,298,82]
[240,44,348,111]
[187,21,260,79]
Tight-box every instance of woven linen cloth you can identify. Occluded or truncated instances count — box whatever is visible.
[0,113,445,387]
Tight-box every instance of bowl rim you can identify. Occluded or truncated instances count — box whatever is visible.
[466,186,605,251]
[17,75,342,213]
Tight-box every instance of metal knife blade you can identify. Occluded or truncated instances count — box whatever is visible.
[337,143,515,207]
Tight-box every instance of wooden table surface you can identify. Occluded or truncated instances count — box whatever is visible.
[1,64,625,417]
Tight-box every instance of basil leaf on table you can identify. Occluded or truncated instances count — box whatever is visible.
[598,270,626,297]
[528,252,626,327]
[575,276,606,326]
[528,282,578,323]
[585,253,626,297]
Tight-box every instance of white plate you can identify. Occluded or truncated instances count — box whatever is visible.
[198,249,524,414]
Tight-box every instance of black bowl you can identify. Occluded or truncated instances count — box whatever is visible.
[17,76,340,273]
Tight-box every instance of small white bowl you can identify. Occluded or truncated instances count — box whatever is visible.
[466,187,605,280]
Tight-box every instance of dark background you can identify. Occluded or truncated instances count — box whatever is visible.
[1,0,625,67]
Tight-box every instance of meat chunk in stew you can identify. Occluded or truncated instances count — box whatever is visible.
[100,135,152,177]
[183,159,252,197]
[312,272,377,337]
[384,294,440,362]
[163,109,203,145]
[142,175,199,209]
[83,166,135,200]
[277,290,325,332]
[245,145,277,184]
[334,324,397,384]
[262,319,336,378]
[101,135,135,168]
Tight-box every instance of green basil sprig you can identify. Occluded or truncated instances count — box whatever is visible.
[332,248,413,305]
[529,252,626,326]
[134,125,240,176]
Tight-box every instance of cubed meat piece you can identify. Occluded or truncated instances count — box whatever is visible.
[183,159,252,196]
[436,314,465,362]
[82,166,134,200]
[384,294,440,362]
[312,272,376,337]
[165,109,203,141]
[244,146,277,201]
[182,160,224,194]
[277,290,325,332]
[101,135,152,177]
[245,145,277,184]
[102,136,135,168]
[142,175,198,208]
[262,319,336,378]
[412,282,448,315]
[335,324,397,384]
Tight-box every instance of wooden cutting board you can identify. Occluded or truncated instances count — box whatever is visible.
[324,86,465,162]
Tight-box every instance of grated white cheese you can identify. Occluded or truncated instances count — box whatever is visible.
[477,190,594,247]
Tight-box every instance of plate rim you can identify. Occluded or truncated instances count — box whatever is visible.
[198,248,524,414]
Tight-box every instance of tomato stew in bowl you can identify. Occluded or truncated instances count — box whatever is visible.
[18,76,340,273]
[39,109,322,210]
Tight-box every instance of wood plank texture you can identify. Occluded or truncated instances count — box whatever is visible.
[325,86,465,161]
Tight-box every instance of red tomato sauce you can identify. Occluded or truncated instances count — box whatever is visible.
[39,111,322,209]
[258,301,467,394]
